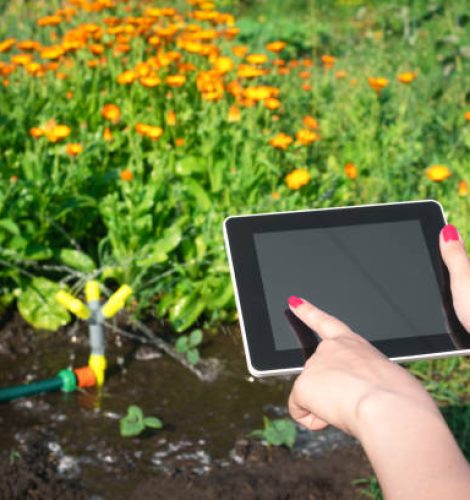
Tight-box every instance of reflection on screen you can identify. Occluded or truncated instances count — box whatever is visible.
[254,220,449,351]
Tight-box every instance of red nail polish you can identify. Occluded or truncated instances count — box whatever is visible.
[288,295,304,308]
[443,224,459,242]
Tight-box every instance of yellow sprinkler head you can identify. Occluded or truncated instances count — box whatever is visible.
[88,353,107,387]
[85,280,100,303]
[55,290,90,320]
[101,285,132,319]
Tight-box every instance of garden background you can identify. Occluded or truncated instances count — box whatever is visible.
[0,0,469,497]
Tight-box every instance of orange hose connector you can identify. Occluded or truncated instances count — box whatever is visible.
[74,366,96,388]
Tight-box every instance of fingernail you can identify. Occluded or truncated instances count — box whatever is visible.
[288,295,304,308]
[443,224,460,242]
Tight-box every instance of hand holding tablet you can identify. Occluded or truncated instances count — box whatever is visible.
[223,200,470,377]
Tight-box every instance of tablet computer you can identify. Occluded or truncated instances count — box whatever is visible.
[223,200,470,377]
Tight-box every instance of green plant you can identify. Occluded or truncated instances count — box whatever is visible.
[175,329,203,364]
[119,405,163,438]
[250,416,297,449]
[352,475,383,499]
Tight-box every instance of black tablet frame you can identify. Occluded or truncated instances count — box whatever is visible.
[223,200,470,375]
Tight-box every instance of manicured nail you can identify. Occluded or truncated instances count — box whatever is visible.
[288,295,304,308]
[443,224,459,242]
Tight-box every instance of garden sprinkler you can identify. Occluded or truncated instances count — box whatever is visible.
[0,282,132,403]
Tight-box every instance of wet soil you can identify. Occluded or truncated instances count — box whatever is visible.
[0,312,373,499]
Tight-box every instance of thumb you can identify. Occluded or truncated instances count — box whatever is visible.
[439,224,470,332]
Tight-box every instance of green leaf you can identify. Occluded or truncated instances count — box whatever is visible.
[176,156,206,176]
[265,419,297,449]
[24,243,53,261]
[186,348,200,365]
[189,329,203,347]
[210,160,225,193]
[183,178,212,211]
[156,293,174,317]
[59,248,96,273]
[175,335,189,353]
[139,226,182,267]
[143,417,163,429]
[0,219,20,236]
[120,405,145,437]
[248,430,265,439]
[18,278,70,331]
[205,276,234,310]
[169,292,206,333]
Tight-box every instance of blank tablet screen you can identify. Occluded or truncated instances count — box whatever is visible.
[254,219,450,351]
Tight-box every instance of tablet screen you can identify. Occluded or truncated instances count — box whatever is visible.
[254,219,450,351]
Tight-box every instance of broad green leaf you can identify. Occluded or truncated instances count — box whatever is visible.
[186,348,200,365]
[183,178,212,211]
[0,219,20,235]
[205,277,234,310]
[120,405,145,437]
[140,226,182,267]
[128,405,144,420]
[176,156,206,176]
[143,417,163,429]
[189,329,203,347]
[59,248,96,273]
[18,278,70,331]
[24,243,53,261]
[169,292,206,333]
[210,160,225,193]
[265,419,297,448]
[175,335,189,353]
[156,293,174,317]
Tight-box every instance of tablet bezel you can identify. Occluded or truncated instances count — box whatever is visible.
[223,200,470,377]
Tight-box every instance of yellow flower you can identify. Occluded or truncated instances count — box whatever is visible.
[37,15,62,27]
[295,129,320,145]
[397,71,417,84]
[246,53,268,65]
[102,104,121,123]
[166,110,176,126]
[368,77,389,93]
[135,123,163,141]
[266,41,286,53]
[286,168,311,190]
[264,97,281,110]
[344,162,358,180]
[66,143,83,156]
[464,111,470,122]
[117,70,137,85]
[139,75,161,88]
[228,105,241,122]
[166,74,186,87]
[426,165,451,182]
[303,115,319,130]
[0,38,16,53]
[212,56,234,74]
[321,54,335,69]
[45,124,71,143]
[269,132,293,150]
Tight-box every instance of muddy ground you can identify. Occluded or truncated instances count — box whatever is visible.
[0,311,374,499]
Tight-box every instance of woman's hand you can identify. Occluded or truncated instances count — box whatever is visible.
[288,223,470,438]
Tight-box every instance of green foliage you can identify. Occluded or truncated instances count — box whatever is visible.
[352,475,383,499]
[17,277,70,330]
[119,405,163,438]
[250,417,297,449]
[175,329,203,365]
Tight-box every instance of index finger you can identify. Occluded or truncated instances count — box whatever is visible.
[287,296,354,340]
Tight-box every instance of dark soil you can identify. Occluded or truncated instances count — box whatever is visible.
[0,312,374,499]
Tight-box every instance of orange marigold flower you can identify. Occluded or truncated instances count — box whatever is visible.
[237,64,266,79]
[286,168,311,190]
[246,53,268,65]
[0,38,16,53]
[368,77,389,93]
[458,180,468,197]
[103,127,113,141]
[45,124,71,143]
[175,138,185,147]
[135,123,163,140]
[296,129,320,145]
[321,54,335,69]
[102,104,121,123]
[139,75,161,88]
[231,45,248,58]
[228,105,241,122]
[212,56,234,74]
[120,169,133,181]
[17,40,41,51]
[303,115,319,130]
[243,86,272,101]
[426,165,451,182]
[264,97,281,110]
[37,15,62,27]
[166,74,186,87]
[269,132,293,150]
[30,127,44,138]
[464,111,470,122]
[166,110,176,126]
[66,143,83,156]
[266,41,286,53]
[40,45,65,60]
[344,162,358,180]
[66,91,73,99]
[397,71,417,84]
[335,70,347,79]
[11,54,33,65]
[117,70,137,84]
[271,191,281,200]
[302,83,312,92]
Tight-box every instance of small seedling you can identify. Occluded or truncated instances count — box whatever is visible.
[119,405,163,437]
[250,416,297,449]
[175,329,203,364]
